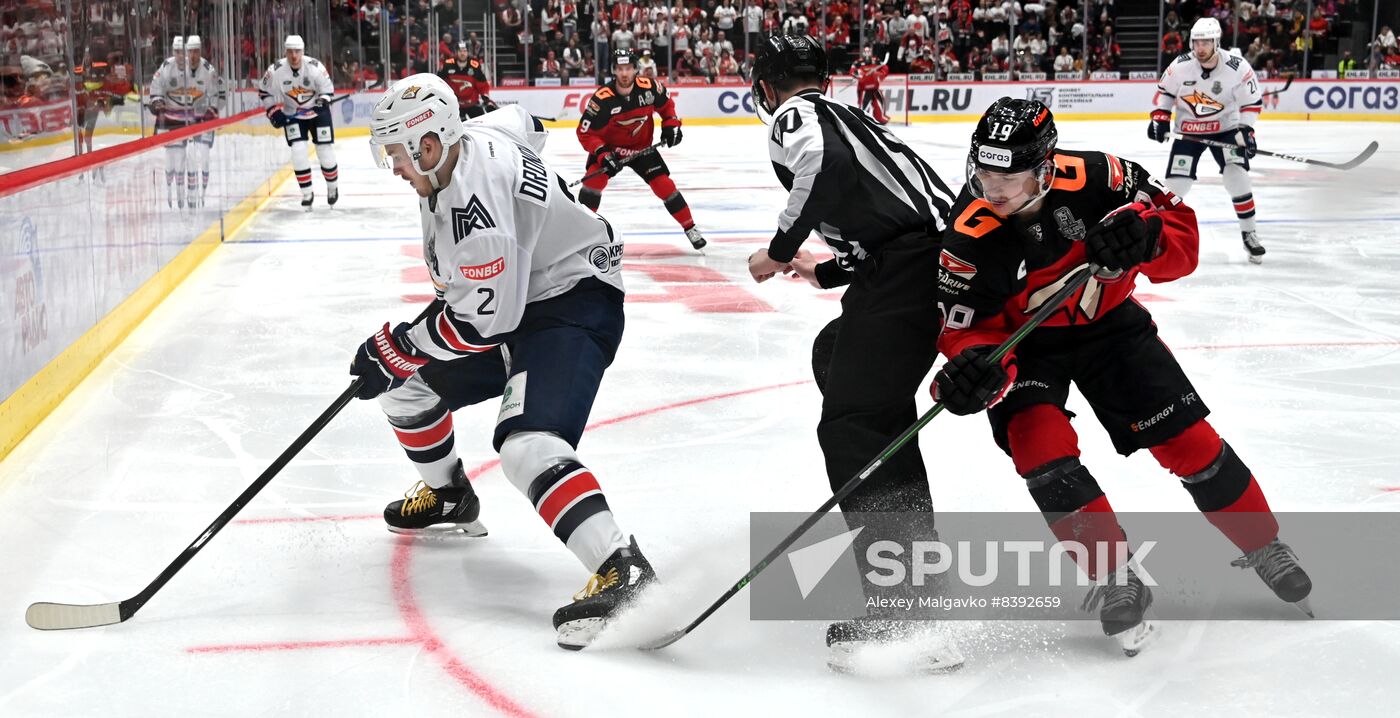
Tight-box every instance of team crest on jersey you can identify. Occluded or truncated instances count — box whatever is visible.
[939,250,976,279]
[287,85,315,105]
[452,195,496,242]
[1054,207,1086,240]
[1180,90,1224,116]
[616,116,648,136]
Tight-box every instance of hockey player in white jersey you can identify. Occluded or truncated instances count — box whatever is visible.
[1149,17,1266,263]
[149,36,192,208]
[177,35,224,208]
[258,35,338,209]
[349,74,654,649]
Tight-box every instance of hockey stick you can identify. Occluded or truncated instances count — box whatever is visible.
[26,309,430,630]
[567,141,667,187]
[1171,133,1377,170]
[639,264,1100,650]
[1261,75,1293,98]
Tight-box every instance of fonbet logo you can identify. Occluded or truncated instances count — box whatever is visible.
[460,257,505,280]
[977,145,1013,168]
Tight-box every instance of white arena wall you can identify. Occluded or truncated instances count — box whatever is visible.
[326,78,1400,132]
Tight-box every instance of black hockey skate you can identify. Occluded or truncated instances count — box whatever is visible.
[553,536,655,650]
[383,462,486,537]
[825,619,964,675]
[684,226,707,251]
[1231,538,1313,616]
[1082,565,1158,657]
[300,191,314,210]
[327,186,339,207]
[1242,231,1266,264]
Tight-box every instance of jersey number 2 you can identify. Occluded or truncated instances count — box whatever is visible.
[476,287,496,315]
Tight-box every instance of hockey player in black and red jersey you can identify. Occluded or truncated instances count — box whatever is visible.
[850,45,889,125]
[933,98,1312,655]
[439,41,497,120]
[576,49,706,251]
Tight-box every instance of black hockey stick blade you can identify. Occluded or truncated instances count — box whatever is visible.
[1262,75,1293,97]
[26,379,365,630]
[639,266,1098,650]
[567,141,667,187]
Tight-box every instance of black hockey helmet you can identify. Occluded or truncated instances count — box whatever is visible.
[613,48,637,68]
[966,98,1059,209]
[751,33,830,117]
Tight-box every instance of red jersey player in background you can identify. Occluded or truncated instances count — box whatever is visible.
[933,98,1312,655]
[439,41,496,119]
[851,44,889,125]
[576,49,706,251]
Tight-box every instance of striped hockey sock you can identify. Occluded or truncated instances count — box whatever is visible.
[389,406,459,489]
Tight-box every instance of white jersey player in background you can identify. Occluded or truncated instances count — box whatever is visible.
[348,74,655,649]
[148,36,190,208]
[1149,17,1267,263]
[257,35,338,209]
[177,35,224,208]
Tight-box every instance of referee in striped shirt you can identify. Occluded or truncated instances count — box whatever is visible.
[746,33,956,631]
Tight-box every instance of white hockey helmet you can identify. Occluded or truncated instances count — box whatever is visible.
[172,36,184,52]
[284,34,305,50]
[1190,18,1222,46]
[184,35,202,50]
[369,74,462,189]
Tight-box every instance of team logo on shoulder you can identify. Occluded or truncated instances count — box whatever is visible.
[596,87,615,99]
[400,85,422,100]
[771,107,802,146]
[460,257,505,281]
[452,195,496,242]
[939,250,977,279]
[1104,153,1125,191]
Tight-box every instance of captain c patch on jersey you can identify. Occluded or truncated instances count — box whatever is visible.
[452,195,496,242]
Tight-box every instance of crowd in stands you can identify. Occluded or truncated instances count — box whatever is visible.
[1160,0,1380,78]
[495,0,1132,83]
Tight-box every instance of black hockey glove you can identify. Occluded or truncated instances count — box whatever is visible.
[1084,204,1163,274]
[661,124,682,147]
[149,97,167,114]
[1233,125,1257,159]
[932,346,1016,416]
[350,323,429,400]
[482,95,498,112]
[1147,109,1170,143]
[597,152,624,177]
[268,108,289,128]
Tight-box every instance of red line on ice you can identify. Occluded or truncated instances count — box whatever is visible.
[196,381,809,715]
[187,636,418,653]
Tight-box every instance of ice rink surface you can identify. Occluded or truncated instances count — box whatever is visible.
[3,117,1400,717]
